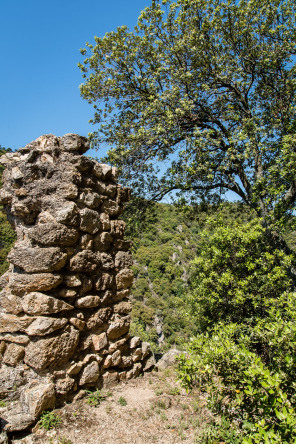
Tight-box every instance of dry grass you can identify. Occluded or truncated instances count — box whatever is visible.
[12,368,212,444]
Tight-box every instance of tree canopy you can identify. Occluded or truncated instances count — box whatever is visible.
[79,0,296,229]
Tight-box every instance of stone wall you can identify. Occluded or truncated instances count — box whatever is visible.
[0,134,154,433]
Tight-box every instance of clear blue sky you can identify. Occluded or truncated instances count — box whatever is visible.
[0,0,150,154]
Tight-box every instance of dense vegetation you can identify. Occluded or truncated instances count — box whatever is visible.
[79,0,296,437]
[128,202,252,351]
[80,0,296,247]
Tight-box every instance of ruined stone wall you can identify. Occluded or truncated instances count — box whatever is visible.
[0,134,154,433]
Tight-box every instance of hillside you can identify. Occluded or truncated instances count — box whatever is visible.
[127,202,255,352]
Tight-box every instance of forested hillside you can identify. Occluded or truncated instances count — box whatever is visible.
[128,202,255,352]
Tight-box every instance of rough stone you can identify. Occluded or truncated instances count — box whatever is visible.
[25,316,68,336]
[80,233,93,249]
[108,336,129,353]
[92,332,108,351]
[61,133,89,154]
[69,318,85,331]
[8,247,67,273]
[96,181,117,198]
[69,251,99,273]
[59,288,77,298]
[94,232,113,251]
[120,356,133,368]
[101,200,122,216]
[0,291,23,314]
[63,274,82,287]
[126,362,142,379]
[67,362,83,376]
[102,371,119,387]
[2,410,35,432]
[156,349,183,370]
[57,182,79,199]
[86,307,112,331]
[94,273,115,291]
[132,348,143,363]
[2,344,25,366]
[8,273,62,296]
[115,251,133,269]
[49,201,79,226]
[78,190,101,209]
[93,163,112,180]
[113,239,133,250]
[24,326,79,370]
[20,381,56,418]
[0,314,33,333]
[142,342,152,359]
[27,223,79,246]
[107,317,130,340]
[98,252,114,270]
[99,212,110,231]
[113,301,132,315]
[116,269,134,289]
[79,208,102,234]
[79,276,93,294]
[143,354,156,372]
[79,361,100,385]
[75,296,100,309]
[22,292,73,315]
[0,334,29,345]
[130,336,141,349]
[110,220,126,238]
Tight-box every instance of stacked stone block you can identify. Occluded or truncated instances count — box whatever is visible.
[0,134,154,432]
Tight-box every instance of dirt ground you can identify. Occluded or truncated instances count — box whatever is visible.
[11,368,211,444]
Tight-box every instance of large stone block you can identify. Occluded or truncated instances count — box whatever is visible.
[22,292,73,315]
[116,269,134,289]
[27,223,79,246]
[69,250,99,273]
[25,316,68,336]
[24,326,79,370]
[8,247,67,273]
[0,314,34,333]
[79,361,100,385]
[8,273,62,296]
[79,208,102,234]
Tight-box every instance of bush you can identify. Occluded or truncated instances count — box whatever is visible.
[188,217,293,330]
[178,217,296,442]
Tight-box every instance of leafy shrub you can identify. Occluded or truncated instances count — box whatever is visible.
[38,411,62,430]
[188,217,293,330]
[86,389,111,407]
[118,396,127,406]
[179,217,296,442]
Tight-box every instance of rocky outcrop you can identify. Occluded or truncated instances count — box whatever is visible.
[0,134,154,433]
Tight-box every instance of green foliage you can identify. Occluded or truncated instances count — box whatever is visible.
[129,202,261,351]
[178,218,296,442]
[80,0,296,233]
[188,216,293,330]
[86,389,112,407]
[195,416,242,444]
[118,396,127,406]
[129,202,206,351]
[38,411,62,430]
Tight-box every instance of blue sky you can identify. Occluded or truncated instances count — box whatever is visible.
[0,0,150,155]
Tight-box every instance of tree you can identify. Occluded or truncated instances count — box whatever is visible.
[79,0,296,232]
